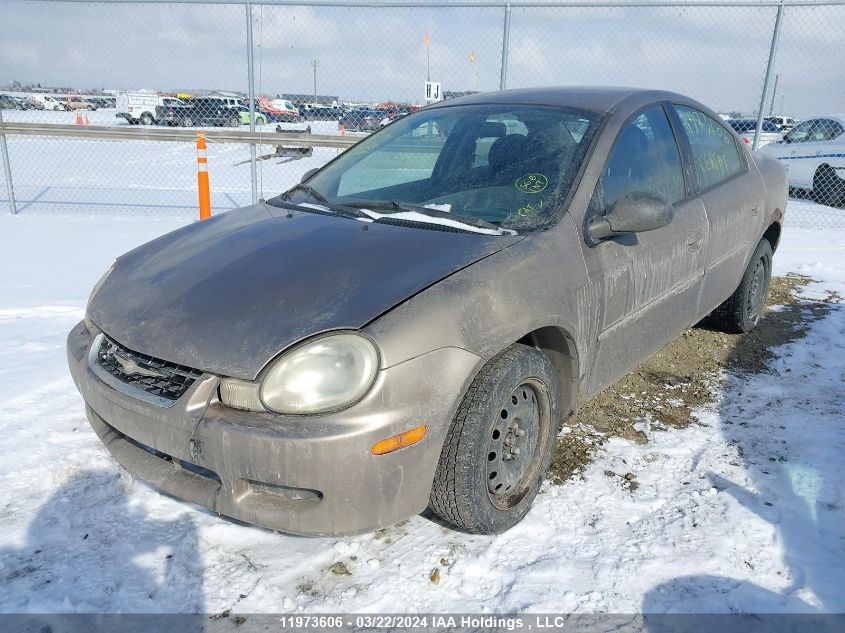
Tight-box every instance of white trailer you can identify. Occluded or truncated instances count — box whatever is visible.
[115,91,161,125]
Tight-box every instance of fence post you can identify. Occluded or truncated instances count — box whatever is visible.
[753,0,785,151]
[499,0,511,90]
[245,0,258,204]
[0,109,17,215]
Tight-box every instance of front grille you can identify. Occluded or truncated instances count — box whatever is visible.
[96,336,203,402]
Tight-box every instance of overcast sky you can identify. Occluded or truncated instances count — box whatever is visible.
[2,0,842,117]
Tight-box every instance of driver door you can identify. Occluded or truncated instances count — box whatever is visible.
[580,103,709,396]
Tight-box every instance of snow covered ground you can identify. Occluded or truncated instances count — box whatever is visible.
[0,200,844,615]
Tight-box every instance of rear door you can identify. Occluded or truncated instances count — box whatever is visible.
[671,104,765,316]
[767,119,818,188]
[581,103,709,396]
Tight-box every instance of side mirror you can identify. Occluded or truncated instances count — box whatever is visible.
[586,192,672,245]
[300,168,319,183]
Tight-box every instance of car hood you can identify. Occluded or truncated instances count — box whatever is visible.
[88,203,522,379]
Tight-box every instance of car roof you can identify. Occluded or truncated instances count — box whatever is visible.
[427,86,690,115]
[803,114,845,124]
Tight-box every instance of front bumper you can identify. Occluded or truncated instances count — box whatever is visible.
[68,321,481,536]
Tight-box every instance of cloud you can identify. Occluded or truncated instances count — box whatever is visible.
[1,0,841,116]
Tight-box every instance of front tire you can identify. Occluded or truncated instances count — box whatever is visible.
[813,165,845,207]
[710,238,773,333]
[430,344,560,534]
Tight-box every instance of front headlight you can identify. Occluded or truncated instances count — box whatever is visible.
[219,333,379,415]
[262,333,379,414]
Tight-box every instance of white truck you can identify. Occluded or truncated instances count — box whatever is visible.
[115,92,185,125]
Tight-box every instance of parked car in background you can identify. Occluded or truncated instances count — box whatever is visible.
[32,94,66,111]
[759,115,845,206]
[341,108,392,132]
[728,118,783,147]
[299,103,345,121]
[157,98,241,127]
[765,115,797,131]
[256,97,300,123]
[64,97,99,111]
[89,97,116,109]
[70,87,786,537]
[0,95,21,110]
[235,106,268,125]
[153,98,190,126]
[379,110,410,127]
[205,95,244,110]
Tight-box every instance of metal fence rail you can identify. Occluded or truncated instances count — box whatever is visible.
[1,0,844,227]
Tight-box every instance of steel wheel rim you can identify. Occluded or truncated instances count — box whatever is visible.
[747,255,767,322]
[486,380,548,510]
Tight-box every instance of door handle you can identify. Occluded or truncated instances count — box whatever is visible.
[687,231,704,252]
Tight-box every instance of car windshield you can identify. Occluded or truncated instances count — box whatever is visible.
[282,104,601,232]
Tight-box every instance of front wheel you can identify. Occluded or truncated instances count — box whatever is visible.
[813,165,845,207]
[710,238,773,333]
[229,115,240,127]
[430,344,560,534]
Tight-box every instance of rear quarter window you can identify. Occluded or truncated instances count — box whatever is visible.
[675,105,743,190]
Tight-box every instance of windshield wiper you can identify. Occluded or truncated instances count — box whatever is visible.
[274,184,368,220]
[344,200,503,233]
[284,183,330,205]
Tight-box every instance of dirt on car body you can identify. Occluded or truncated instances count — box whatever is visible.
[548,274,838,484]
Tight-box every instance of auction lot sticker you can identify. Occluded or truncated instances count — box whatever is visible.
[515,173,548,194]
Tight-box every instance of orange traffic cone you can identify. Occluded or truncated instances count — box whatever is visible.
[196,133,211,221]
[84,113,90,125]
[75,110,83,125]
[339,122,346,136]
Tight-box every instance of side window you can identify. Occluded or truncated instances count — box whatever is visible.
[784,119,815,144]
[811,119,844,142]
[675,105,743,190]
[600,105,685,213]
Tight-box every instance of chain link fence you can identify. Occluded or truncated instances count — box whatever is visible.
[0,0,843,227]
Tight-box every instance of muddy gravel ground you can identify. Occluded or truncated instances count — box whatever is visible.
[548,275,840,484]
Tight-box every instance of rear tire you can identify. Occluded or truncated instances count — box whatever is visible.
[180,116,193,127]
[139,112,154,126]
[813,165,845,207]
[710,239,773,333]
[429,344,560,534]
[229,115,240,127]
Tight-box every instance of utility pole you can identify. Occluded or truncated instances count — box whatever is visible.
[312,59,319,103]
[752,0,784,150]
[768,73,779,115]
[423,33,431,82]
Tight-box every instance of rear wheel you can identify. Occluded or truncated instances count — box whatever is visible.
[180,116,193,127]
[813,165,845,207]
[139,112,154,126]
[430,344,560,534]
[710,239,773,333]
[229,115,240,127]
